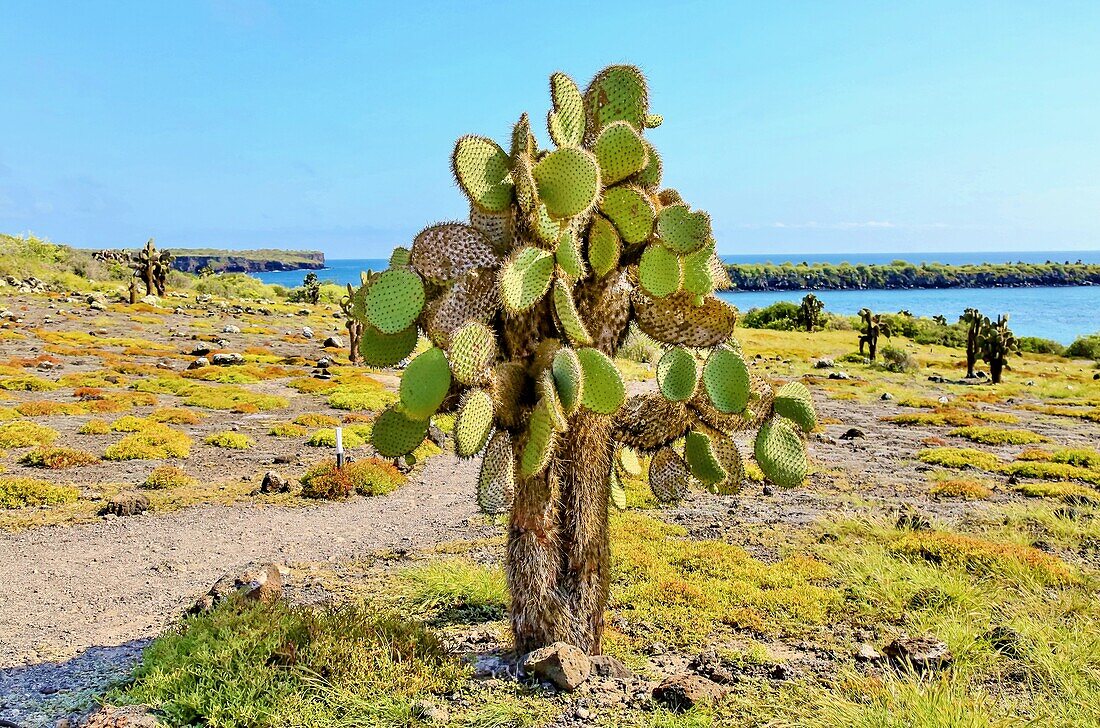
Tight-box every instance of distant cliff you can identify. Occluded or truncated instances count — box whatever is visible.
[167,249,325,274]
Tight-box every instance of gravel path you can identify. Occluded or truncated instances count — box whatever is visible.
[0,453,483,726]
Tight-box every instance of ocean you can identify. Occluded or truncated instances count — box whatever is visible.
[254,251,1100,345]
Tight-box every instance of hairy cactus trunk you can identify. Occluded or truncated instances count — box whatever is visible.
[990,358,1003,384]
[507,411,613,655]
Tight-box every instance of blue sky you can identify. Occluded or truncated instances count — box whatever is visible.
[1,1,1098,257]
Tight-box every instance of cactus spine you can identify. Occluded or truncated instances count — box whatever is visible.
[979,313,1019,384]
[858,308,890,362]
[352,65,815,655]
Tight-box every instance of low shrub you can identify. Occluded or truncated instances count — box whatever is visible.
[294,413,341,428]
[78,418,112,435]
[204,432,255,449]
[917,447,1000,471]
[15,401,85,417]
[307,424,372,449]
[1018,337,1065,356]
[1002,461,1100,486]
[889,531,1072,585]
[143,465,196,489]
[879,345,914,373]
[110,415,155,432]
[0,421,59,448]
[326,383,396,412]
[300,458,407,499]
[948,426,1049,446]
[1065,333,1100,361]
[149,407,204,425]
[19,447,99,469]
[268,422,307,437]
[1012,481,1099,504]
[104,426,192,461]
[741,301,801,330]
[0,375,60,392]
[929,478,993,500]
[0,476,79,509]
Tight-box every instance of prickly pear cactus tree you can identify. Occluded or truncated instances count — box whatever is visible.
[798,293,824,332]
[978,313,1018,384]
[352,65,816,655]
[130,238,173,297]
[340,284,364,364]
[961,307,983,378]
[858,308,889,362]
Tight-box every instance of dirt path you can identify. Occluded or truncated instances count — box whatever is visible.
[0,452,483,670]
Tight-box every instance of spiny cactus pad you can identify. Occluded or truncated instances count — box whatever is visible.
[774,381,817,433]
[411,223,498,283]
[555,227,586,279]
[648,446,692,503]
[553,280,593,346]
[548,72,585,148]
[533,147,601,219]
[584,65,648,141]
[372,406,430,458]
[449,321,497,385]
[389,247,411,268]
[703,347,750,413]
[684,430,727,486]
[358,324,418,367]
[599,185,655,244]
[365,268,426,334]
[577,347,625,415]
[635,291,737,347]
[452,135,513,213]
[711,433,745,495]
[639,245,682,298]
[656,204,712,254]
[682,245,717,300]
[455,388,494,458]
[538,371,569,432]
[594,120,648,186]
[400,347,452,419]
[478,430,514,515]
[587,215,621,278]
[520,399,556,477]
[657,346,698,402]
[754,417,808,488]
[552,346,584,415]
[617,446,642,477]
[500,247,555,314]
[609,467,628,510]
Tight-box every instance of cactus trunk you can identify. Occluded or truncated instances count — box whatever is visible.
[508,411,612,654]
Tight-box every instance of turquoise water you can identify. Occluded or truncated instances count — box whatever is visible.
[255,252,1100,344]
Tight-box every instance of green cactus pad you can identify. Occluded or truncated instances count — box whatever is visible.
[499,247,555,314]
[599,185,655,244]
[645,114,663,128]
[754,417,808,488]
[648,447,692,503]
[411,223,500,283]
[587,215,621,278]
[552,346,584,415]
[555,226,587,280]
[372,405,430,458]
[533,147,601,219]
[399,347,452,419]
[657,346,698,402]
[477,430,514,515]
[682,244,716,299]
[711,433,745,495]
[577,347,625,415]
[531,203,565,250]
[548,71,585,148]
[656,204,712,255]
[454,388,494,458]
[774,381,817,433]
[639,245,682,298]
[684,430,727,486]
[520,399,556,477]
[609,467,627,511]
[552,279,593,346]
[359,324,418,367]
[702,347,750,413]
[538,370,568,432]
[511,151,538,214]
[389,247,411,268]
[594,120,648,186]
[633,139,662,188]
[511,112,536,160]
[452,135,513,213]
[448,321,497,385]
[364,268,426,334]
[617,446,642,477]
[635,291,737,347]
[583,65,649,140]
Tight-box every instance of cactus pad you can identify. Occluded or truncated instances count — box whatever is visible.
[358,324,418,368]
[617,446,642,477]
[548,72,585,148]
[389,247,411,268]
[552,280,592,346]
[577,347,625,414]
[584,65,649,140]
[364,268,426,334]
[656,204,712,255]
[477,431,514,515]
[711,433,745,495]
[448,321,497,385]
[452,135,513,213]
[411,223,500,283]
[599,185,655,244]
[682,245,717,300]
[609,467,627,510]
[400,347,452,419]
[531,203,565,250]
[469,206,513,251]
[703,347,750,413]
[594,120,648,186]
[511,151,538,214]
[520,399,556,477]
[499,247,555,314]
[538,370,568,432]
[774,381,817,433]
[754,417,808,488]
[552,346,584,415]
[648,447,692,503]
[555,226,587,280]
[634,139,662,188]
[533,147,601,219]
[424,268,500,347]
[372,405,430,458]
[657,346,698,402]
[511,112,536,160]
[684,430,727,486]
[454,388,494,458]
[635,291,737,347]
[587,215,621,278]
[639,245,682,298]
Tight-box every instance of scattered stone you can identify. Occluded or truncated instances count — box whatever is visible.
[89,300,106,311]
[762,484,774,496]
[589,654,632,679]
[880,392,894,401]
[101,493,149,518]
[79,704,165,727]
[522,642,591,692]
[938,395,950,404]
[813,358,834,369]
[187,357,209,370]
[140,295,159,307]
[259,471,290,494]
[393,456,413,474]
[316,357,334,369]
[322,335,343,348]
[409,700,449,725]
[643,642,668,656]
[855,643,883,662]
[189,563,284,615]
[427,423,447,448]
[211,352,244,366]
[273,454,296,465]
[652,673,725,712]
[215,338,231,349]
[222,324,241,334]
[839,427,864,440]
[828,371,851,380]
[1026,380,1036,387]
[302,327,314,339]
[883,635,953,672]
[769,663,797,680]
[687,650,736,685]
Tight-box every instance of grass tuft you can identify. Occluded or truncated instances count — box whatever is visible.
[948,425,1049,446]
[19,446,99,469]
[104,425,192,461]
[929,477,993,500]
[917,447,1000,471]
[143,465,196,490]
[889,531,1073,585]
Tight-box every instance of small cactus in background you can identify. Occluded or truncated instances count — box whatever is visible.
[352,65,816,655]
[960,307,983,378]
[129,238,173,297]
[340,283,363,364]
[128,275,139,305]
[300,272,322,305]
[797,293,824,332]
[978,313,1019,384]
[858,308,890,361]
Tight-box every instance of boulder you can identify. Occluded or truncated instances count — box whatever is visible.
[590,654,632,679]
[652,673,725,712]
[880,392,894,401]
[828,371,851,380]
[316,357,334,369]
[855,643,883,662]
[222,324,241,334]
[187,357,209,370]
[522,642,591,692]
[102,493,149,517]
[813,358,835,369]
[259,471,291,494]
[211,353,244,366]
[839,428,864,440]
[302,326,314,339]
[189,563,284,615]
[687,650,737,685]
[322,335,343,348]
[883,635,953,672]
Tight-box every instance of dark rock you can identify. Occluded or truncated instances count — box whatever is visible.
[101,493,149,517]
[187,357,209,370]
[273,454,295,465]
[880,392,894,401]
[769,663,797,680]
[813,358,834,369]
[589,654,632,679]
[856,643,883,662]
[79,704,165,727]
[652,673,725,712]
[522,642,591,692]
[687,649,737,685]
[211,352,244,366]
[393,456,413,474]
[301,326,314,338]
[883,635,953,672]
[189,563,284,615]
[316,356,334,369]
[427,423,447,447]
[839,427,865,440]
[828,371,851,380]
[982,626,1024,658]
[322,336,343,348]
[259,471,290,494]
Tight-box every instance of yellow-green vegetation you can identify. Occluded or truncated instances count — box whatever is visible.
[299,458,407,499]
[143,465,196,490]
[294,413,341,428]
[78,418,112,435]
[0,421,59,448]
[0,476,79,509]
[1012,480,1098,503]
[182,364,289,384]
[58,370,128,388]
[886,409,1019,427]
[110,415,156,432]
[0,407,19,421]
[267,422,307,437]
[149,407,205,425]
[921,445,1100,486]
[1003,460,1100,486]
[204,432,255,449]
[104,425,192,461]
[307,424,372,449]
[917,447,1001,471]
[948,425,1048,445]
[18,446,99,469]
[14,401,85,417]
[133,378,288,413]
[928,477,993,500]
[1022,404,1100,423]
[0,374,60,391]
[888,530,1073,585]
[325,377,397,412]
[398,559,508,624]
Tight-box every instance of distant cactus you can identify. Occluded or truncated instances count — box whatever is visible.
[301,272,321,305]
[797,293,824,332]
[129,238,173,297]
[340,283,363,364]
[128,275,139,305]
[960,308,983,378]
[352,65,816,655]
[978,313,1019,384]
[858,308,890,361]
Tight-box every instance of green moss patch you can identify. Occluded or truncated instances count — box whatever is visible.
[948,426,1048,446]
[204,432,255,449]
[143,465,196,490]
[306,424,372,449]
[0,421,59,449]
[917,447,1001,471]
[0,476,79,509]
[104,426,192,461]
[268,422,307,437]
[929,477,993,500]
[19,447,99,469]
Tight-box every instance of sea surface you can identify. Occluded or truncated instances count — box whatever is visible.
[255,251,1100,344]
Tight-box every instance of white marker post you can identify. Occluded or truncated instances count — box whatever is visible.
[335,426,345,469]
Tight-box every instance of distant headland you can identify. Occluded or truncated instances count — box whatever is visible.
[92,247,326,274]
